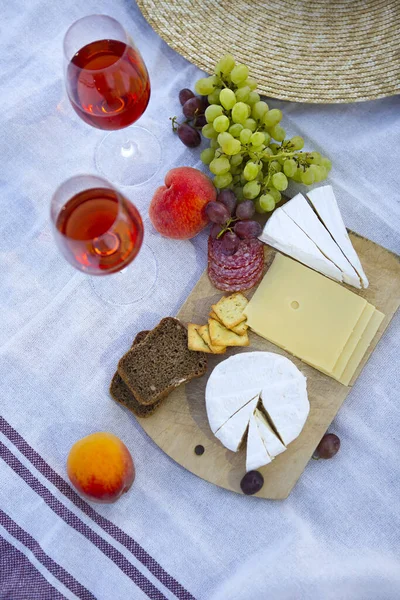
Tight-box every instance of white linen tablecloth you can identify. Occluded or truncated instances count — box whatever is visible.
[1,1,400,599]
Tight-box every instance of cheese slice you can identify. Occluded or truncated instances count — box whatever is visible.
[281,193,361,288]
[261,379,309,446]
[206,388,261,434]
[254,408,286,458]
[215,396,259,452]
[307,185,369,288]
[246,412,272,472]
[244,254,367,373]
[340,309,384,385]
[259,208,343,282]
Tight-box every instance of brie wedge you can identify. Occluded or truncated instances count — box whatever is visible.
[281,193,361,288]
[261,379,309,446]
[246,412,272,472]
[254,408,286,458]
[215,396,259,452]
[307,185,368,288]
[259,208,343,282]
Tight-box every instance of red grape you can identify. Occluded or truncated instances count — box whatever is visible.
[182,97,204,119]
[177,124,201,148]
[221,231,240,255]
[210,223,222,239]
[240,471,264,495]
[234,220,262,239]
[179,88,195,105]
[205,201,230,225]
[217,190,237,216]
[236,200,255,220]
[194,114,207,128]
[314,433,340,459]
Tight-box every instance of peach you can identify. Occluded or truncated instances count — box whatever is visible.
[67,432,135,503]
[149,166,216,239]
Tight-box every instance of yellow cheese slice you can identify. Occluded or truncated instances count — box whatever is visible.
[244,254,367,373]
[339,309,384,386]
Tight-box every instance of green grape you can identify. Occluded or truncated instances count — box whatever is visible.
[263,108,282,127]
[272,172,288,191]
[235,86,251,102]
[239,77,257,90]
[250,145,265,154]
[263,132,271,145]
[240,173,247,185]
[267,188,281,203]
[195,76,217,96]
[321,157,332,171]
[231,102,249,124]
[243,161,259,181]
[218,131,233,147]
[230,165,242,176]
[230,153,244,167]
[251,132,265,146]
[252,101,269,121]
[202,123,218,139]
[209,156,231,175]
[200,147,215,165]
[308,151,322,164]
[214,172,233,188]
[229,123,243,137]
[292,168,303,183]
[205,104,223,123]
[289,136,304,150]
[270,125,286,142]
[220,88,237,110]
[208,88,222,105]
[259,194,276,212]
[261,147,274,160]
[215,53,235,76]
[243,118,256,132]
[283,158,297,177]
[309,164,327,182]
[270,160,282,172]
[269,143,280,153]
[240,128,252,144]
[223,138,242,155]
[213,115,230,133]
[210,138,219,149]
[243,180,261,199]
[301,168,315,185]
[247,91,261,105]
[255,198,267,214]
[234,187,245,201]
[230,64,249,84]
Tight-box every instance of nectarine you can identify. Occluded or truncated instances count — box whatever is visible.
[67,432,135,503]
[149,167,216,239]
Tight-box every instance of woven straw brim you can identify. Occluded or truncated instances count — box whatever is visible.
[137,0,400,103]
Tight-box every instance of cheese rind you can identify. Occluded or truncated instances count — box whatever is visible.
[306,185,369,288]
[281,193,361,288]
[246,412,272,472]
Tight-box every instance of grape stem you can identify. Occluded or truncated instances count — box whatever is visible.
[216,216,238,239]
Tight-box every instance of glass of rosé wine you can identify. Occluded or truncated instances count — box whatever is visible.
[64,15,161,186]
[51,175,157,304]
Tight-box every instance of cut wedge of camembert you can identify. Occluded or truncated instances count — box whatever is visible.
[205,352,309,472]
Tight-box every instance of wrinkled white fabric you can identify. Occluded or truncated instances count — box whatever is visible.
[1,1,400,599]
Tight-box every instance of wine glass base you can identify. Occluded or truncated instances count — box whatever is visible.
[89,243,158,305]
[95,126,162,187]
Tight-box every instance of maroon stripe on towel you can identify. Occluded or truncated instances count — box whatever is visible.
[0,440,168,600]
[0,416,195,600]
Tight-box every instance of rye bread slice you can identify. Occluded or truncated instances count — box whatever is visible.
[118,317,207,406]
[110,331,161,418]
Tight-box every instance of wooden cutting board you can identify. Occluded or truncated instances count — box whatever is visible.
[139,234,400,499]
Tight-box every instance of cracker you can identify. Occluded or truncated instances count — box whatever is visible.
[188,324,214,353]
[198,324,226,354]
[208,318,249,347]
[210,309,248,335]
[212,293,248,329]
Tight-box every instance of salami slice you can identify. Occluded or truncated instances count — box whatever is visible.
[209,266,263,292]
[208,237,263,270]
[208,235,264,292]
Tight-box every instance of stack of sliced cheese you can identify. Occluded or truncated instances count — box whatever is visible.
[260,185,369,289]
[205,352,309,472]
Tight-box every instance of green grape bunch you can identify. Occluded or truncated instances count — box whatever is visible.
[193,54,332,213]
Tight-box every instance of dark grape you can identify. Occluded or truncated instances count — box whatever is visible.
[236,200,255,220]
[210,223,222,239]
[179,88,195,105]
[240,471,264,495]
[221,231,240,255]
[314,433,340,459]
[182,97,204,119]
[199,95,209,111]
[177,124,201,148]
[205,201,230,224]
[194,114,207,128]
[234,220,262,239]
[217,189,237,216]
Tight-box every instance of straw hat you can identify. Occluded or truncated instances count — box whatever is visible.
[137,0,400,103]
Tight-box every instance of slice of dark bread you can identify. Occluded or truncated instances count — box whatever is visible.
[118,317,207,406]
[110,331,161,418]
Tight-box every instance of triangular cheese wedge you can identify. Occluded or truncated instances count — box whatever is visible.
[215,396,259,452]
[254,408,286,458]
[206,387,262,433]
[281,193,361,288]
[307,185,368,288]
[261,378,309,446]
[259,208,343,282]
[246,412,272,472]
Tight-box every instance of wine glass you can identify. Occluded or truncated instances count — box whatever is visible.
[64,15,161,186]
[51,175,157,304]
